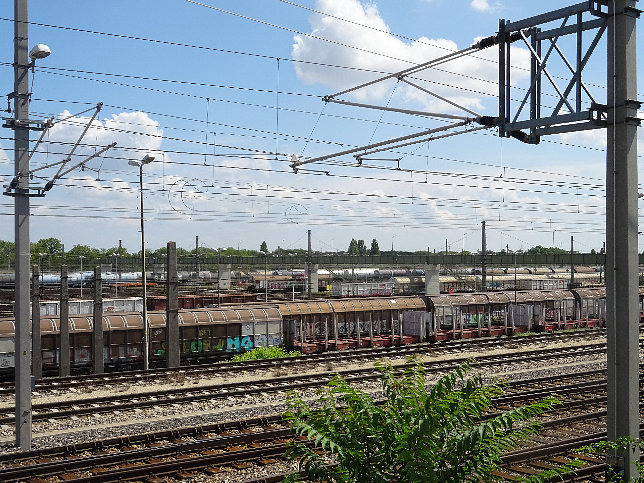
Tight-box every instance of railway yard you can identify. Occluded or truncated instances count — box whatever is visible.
[0,327,637,482]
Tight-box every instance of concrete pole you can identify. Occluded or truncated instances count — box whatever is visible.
[92,266,104,374]
[118,240,122,290]
[195,235,199,275]
[13,0,32,451]
[217,249,221,307]
[59,265,70,377]
[263,253,268,303]
[31,266,41,379]
[307,229,312,298]
[481,221,487,292]
[569,235,575,288]
[166,242,180,367]
[606,0,640,479]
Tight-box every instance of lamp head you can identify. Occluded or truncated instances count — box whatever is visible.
[29,44,51,60]
[129,155,155,167]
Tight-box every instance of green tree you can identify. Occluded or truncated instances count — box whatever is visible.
[285,361,558,482]
[0,240,15,267]
[370,238,380,255]
[260,241,268,253]
[348,238,358,255]
[31,237,64,258]
[356,239,367,255]
[525,245,569,255]
[67,244,103,260]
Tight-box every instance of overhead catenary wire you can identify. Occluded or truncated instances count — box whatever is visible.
[24,94,615,165]
[20,102,611,189]
[0,10,619,248]
[0,34,612,200]
[0,132,610,194]
[0,11,615,95]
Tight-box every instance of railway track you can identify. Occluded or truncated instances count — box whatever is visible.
[0,343,610,424]
[0,327,607,396]
[0,369,633,482]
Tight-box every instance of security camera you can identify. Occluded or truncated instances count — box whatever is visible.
[29,44,51,60]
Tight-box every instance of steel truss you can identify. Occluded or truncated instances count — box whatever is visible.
[498,1,620,144]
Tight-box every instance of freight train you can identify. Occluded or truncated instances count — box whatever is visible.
[0,287,637,377]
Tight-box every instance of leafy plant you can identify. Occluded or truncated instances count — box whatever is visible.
[230,346,302,361]
[284,360,559,482]
[577,438,643,482]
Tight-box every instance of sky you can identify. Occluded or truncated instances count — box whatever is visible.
[0,0,641,255]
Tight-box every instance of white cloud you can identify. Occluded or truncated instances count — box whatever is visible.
[470,0,496,12]
[292,0,528,114]
[44,110,164,171]
[0,143,9,164]
[0,143,9,185]
[558,129,607,149]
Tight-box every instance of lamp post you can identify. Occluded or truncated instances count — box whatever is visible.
[129,154,155,370]
[38,253,46,284]
[78,255,84,297]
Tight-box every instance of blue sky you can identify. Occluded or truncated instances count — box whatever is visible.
[0,0,640,255]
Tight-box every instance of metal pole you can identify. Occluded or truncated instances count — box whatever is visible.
[264,253,268,303]
[13,0,32,451]
[606,0,639,478]
[569,235,574,288]
[139,164,149,370]
[114,253,118,297]
[217,249,221,307]
[79,256,83,297]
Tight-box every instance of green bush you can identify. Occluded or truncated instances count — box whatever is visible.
[230,346,302,362]
[284,360,560,482]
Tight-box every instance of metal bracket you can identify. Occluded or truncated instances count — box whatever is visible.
[499,3,609,142]
[3,189,46,198]
[2,118,48,131]
[623,5,642,18]
[590,1,610,17]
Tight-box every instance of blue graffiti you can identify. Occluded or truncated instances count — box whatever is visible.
[226,336,254,351]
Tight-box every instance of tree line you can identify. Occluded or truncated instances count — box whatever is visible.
[0,237,597,268]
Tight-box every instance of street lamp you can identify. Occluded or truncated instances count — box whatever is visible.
[129,154,155,370]
[260,251,268,302]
